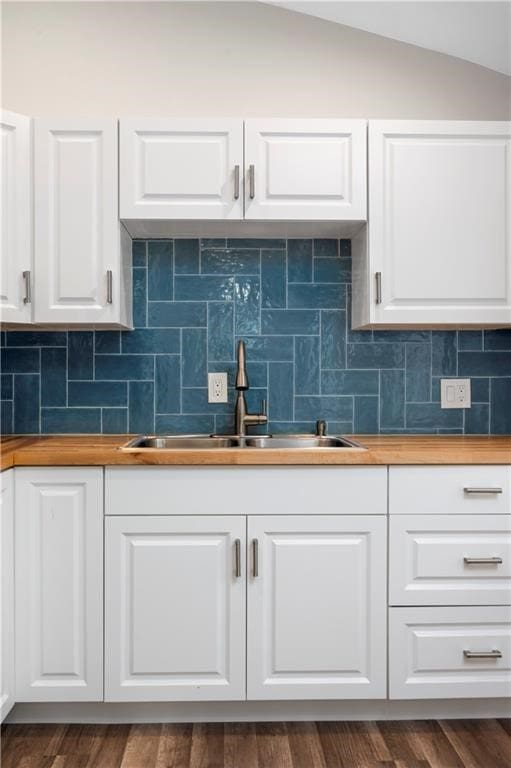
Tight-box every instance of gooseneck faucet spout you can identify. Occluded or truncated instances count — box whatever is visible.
[234,340,268,436]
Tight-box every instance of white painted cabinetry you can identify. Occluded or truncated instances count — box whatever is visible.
[15,468,103,702]
[0,111,32,325]
[105,515,246,701]
[247,515,387,700]
[353,121,511,328]
[0,470,14,721]
[34,119,132,327]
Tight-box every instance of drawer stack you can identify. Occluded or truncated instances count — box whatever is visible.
[388,466,511,699]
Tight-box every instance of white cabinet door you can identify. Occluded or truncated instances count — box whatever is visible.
[0,471,14,721]
[244,119,367,221]
[15,468,103,702]
[247,515,387,700]
[120,119,243,220]
[105,515,245,702]
[34,119,131,326]
[1,111,32,324]
[354,120,511,328]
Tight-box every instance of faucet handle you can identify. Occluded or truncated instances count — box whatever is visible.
[261,399,267,416]
[316,419,327,437]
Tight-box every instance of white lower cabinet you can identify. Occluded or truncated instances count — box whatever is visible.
[389,606,511,699]
[105,515,246,702]
[247,515,387,700]
[1,471,15,721]
[15,468,103,702]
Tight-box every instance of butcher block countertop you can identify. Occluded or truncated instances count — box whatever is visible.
[1,435,511,470]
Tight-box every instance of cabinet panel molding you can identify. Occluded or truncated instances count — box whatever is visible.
[1,470,15,721]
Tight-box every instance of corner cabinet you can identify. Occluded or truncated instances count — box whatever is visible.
[352,120,511,328]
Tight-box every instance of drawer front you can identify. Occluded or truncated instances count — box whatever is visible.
[105,466,387,516]
[390,514,511,606]
[390,466,510,515]
[389,606,511,699]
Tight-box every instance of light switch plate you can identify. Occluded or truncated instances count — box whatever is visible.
[440,378,471,409]
[208,372,228,403]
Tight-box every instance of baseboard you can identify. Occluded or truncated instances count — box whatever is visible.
[7,699,511,724]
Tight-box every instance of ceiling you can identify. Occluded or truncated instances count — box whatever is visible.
[265,2,511,76]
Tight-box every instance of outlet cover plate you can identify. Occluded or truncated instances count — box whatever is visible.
[440,378,471,409]
[208,372,228,403]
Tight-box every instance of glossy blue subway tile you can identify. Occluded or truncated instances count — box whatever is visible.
[148,301,206,328]
[238,336,294,361]
[313,258,350,284]
[373,330,430,343]
[261,309,319,336]
[1,401,13,434]
[148,241,173,301]
[327,421,354,434]
[490,378,511,434]
[295,395,353,422]
[458,331,483,351]
[226,238,285,249]
[129,381,154,434]
[182,387,233,415]
[295,336,320,395]
[208,303,234,362]
[472,377,490,403]
[41,348,67,407]
[432,332,457,376]
[155,356,181,413]
[202,248,260,275]
[406,403,463,429]
[133,268,147,328]
[175,276,235,302]
[68,381,127,407]
[102,408,128,434]
[155,414,215,434]
[348,343,405,369]
[245,388,268,414]
[405,343,431,402]
[1,374,13,400]
[313,239,338,258]
[235,278,260,335]
[464,403,489,435]
[322,370,379,396]
[321,311,346,369]
[288,284,344,309]
[1,348,39,374]
[288,240,312,282]
[215,415,235,434]
[95,354,154,381]
[380,370,405,430]
[201,238,226,249]
[269,363,294,421]
[484,330,511,350]
[42,408,101,434]
[6,331,67,347]
[354,396,379,433]
[95,331,121,354]
[121,329,180,354]
[68,332,93,380]
[174,239,199,274]
[261,250,286,309]
[132,240,147,267]
[182,328,207,387]
[459,352,511,377]
[269,421,314,434]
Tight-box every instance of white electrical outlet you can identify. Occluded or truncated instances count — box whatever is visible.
[208,372,228,403]
[440,378,471,409]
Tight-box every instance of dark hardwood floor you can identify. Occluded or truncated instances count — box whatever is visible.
[2,720,510,768]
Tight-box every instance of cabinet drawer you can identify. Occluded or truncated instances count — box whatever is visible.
[389,606,511,699]
[390,466,510,515]
[390,515,511,606]
[105,467,387,516]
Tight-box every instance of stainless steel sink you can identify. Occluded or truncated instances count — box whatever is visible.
[122,435,240,450]
[121,434,364,450]
[243,435,363,449]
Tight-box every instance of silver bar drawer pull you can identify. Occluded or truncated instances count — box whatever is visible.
[464,487,503,494]
[249,164,255,199]
[375,272,382,304]
[252,538,259,578]
[464,649,502,660]
[106,270,113,304]
[234,539,241,578]
[464,556,503,565]
[22,270,31,304]
[234,165,240,200]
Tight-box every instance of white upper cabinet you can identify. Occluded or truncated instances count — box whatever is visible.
[120,119,244,220]
[244,119,367,221]
[1,111,32,324]
[34,119,132,327]
[353,121,511,328]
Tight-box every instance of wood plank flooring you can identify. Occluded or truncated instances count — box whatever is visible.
[2,720,510,768]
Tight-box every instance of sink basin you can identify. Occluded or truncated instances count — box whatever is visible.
[243,435,363,449]
[122,435,240,449]
[121,434,364,450]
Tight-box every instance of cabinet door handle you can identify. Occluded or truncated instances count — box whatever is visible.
[22,270,31,304]
[234,538,241,578]
[252,538,259,578]
[234,165,240,200]
[464,487,503,495]
[463,649,502,659]
[464,556,503,565]
[106,270,113,304]
[249,164,255,199]
[375,272,382,304]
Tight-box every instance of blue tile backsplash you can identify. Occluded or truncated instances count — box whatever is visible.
[1,238,511,435]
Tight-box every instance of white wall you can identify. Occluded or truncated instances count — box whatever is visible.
[2,1,510,119]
